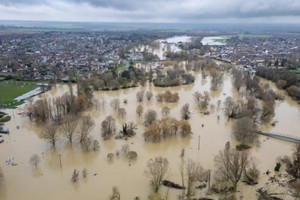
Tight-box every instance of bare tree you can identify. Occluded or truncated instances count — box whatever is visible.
[136,90,144,102]
[109,186,121,200]
[146,91,153,100]
[233,117,257,145]
[121,144,130,156]
[186,159,207,200]
[40,121,59,147]
[101,116,117,139]
[203,91,210,102]
[144,109,157,125]
[214,142,249,191]
[78,115,95,143]
[145,157,169,192]
[110,98,120,112]
[120,122,137,137]
[243,161,260,185]
[180,120,192,137]
[93,140,100,151]
[136,105,144,117]
[193,91,202,103]
[82,168,88,178]
[71,169,79,182]
[161,106,170,116]
[0,167,4,185]
[81,136,92,152]
[29,154,41,168]
[232,69,244,92]
[118,108,127,119]
[60,114,78,144]
[282,143,300,180]
[181,103,191,120]
[223,97,239,119]
[210,69,224,91]
[144,121,161,142]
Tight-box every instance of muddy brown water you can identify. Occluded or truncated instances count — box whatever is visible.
[0,72,299,200]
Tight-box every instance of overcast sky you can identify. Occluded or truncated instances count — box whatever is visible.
[1,0,300,23]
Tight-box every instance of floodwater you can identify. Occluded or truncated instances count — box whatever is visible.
[136,36,191,60]
[0,72,300,200]
[201,36,230,45]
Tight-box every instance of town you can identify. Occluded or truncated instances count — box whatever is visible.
[0,30,299,83]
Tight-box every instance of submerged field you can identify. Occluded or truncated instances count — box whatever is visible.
[1,70,300,199]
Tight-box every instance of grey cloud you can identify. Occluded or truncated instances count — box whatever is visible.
[1,0,300,22]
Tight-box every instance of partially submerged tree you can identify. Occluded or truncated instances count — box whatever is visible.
[282,143,300,180]
[181,103,191,120]
[40,121,59,147]
[146,91,153,100]
[118,108,127,119]
[144,109,157,126]
[232,69,244,92]
[145,157,169,192]
[0,167,4,185]
[243,162,260,185]
[93,140,100,151]
[193,91,202,103]
[81,136,92,152]
[143,121,161,142]
[120,122,137,137]
[101,116,117,139]
[60,114,78,144]
[185,159,207,200]
[232,117,257,145]
[161,106,170,116]
[110,98,120,112]
[29,154,41,168]
[71,169,79,183]
[121,144,130,156]
[223,97,239,119]
[78,115,95,143]
[109,186,121,200]
[214,142,249,192]
[136,105,144,117]
[180,120,192,137]
[82,168,88,178]
[136,90,144,102]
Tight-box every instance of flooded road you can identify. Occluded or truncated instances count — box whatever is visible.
[0,72,299,199]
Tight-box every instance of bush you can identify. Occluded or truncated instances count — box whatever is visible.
[127,151,138,160]
[274,163,281,172]
[236,144,251,151]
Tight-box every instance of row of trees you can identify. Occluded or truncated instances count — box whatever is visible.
[145,142,257,199]
[256,66,300,100]
[156,90,179,103]
[136,90,153,102]
[40,115,98,152]
[153,68,195,87]
[193,91,211,113]
[91,66,147,91]
[256,66,297,89]
[143,117,192,142]
[26,82,92,123]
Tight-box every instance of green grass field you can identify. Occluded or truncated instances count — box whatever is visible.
[239,34,273,38]
[0,77,5,81]
[110,63,126,73]
[288,69,300,78]
[213,38,227,43]
[0,80,37,108]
